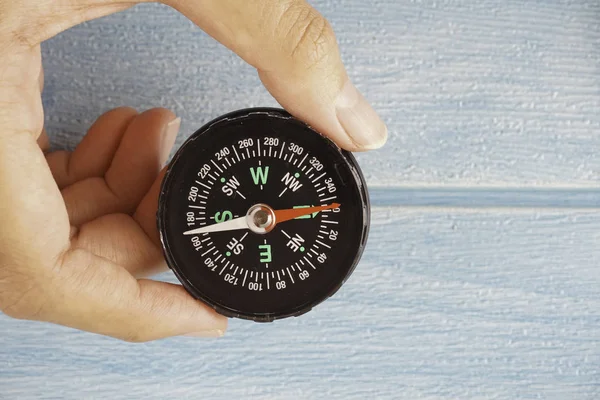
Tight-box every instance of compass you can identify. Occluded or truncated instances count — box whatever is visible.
[157,108,370,322]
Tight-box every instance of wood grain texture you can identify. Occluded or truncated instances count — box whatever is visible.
[2,0,599,399]
[1,208,599,399]
[39,1,600,187]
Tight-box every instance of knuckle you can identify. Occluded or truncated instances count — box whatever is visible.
[118,329,149,343]
[283,8,336,69]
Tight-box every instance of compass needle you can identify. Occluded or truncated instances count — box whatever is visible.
[183,215,249,235]
[157,109,370,322]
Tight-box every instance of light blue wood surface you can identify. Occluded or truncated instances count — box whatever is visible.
[1,1,599,399]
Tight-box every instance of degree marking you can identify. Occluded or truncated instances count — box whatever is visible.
[279,142,286,159]
[211,160,223,173]
[189,205,204,209]
[313,172,326,183]
[287,268,295,283]
[232,146,241,162]
[316,186,326,193]
[322,220,338,225]
[306,258,316,270]
[246,148,251,159]
[243,270,248,287]
[220,261,229,275]
[316,239,331,249]
[321,196,337,203]
[201,246,215,257]
[195,180,211,190]
[298,153,308,167]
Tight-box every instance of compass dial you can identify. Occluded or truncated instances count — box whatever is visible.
[157,108,370,322]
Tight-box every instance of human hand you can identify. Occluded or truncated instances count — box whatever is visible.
[0,0,387,342]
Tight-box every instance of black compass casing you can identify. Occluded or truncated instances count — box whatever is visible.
[157,108,370,322]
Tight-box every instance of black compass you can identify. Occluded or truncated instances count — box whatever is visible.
[157,108,370,322]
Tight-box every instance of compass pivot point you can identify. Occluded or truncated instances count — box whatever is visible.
[246,203,275,234]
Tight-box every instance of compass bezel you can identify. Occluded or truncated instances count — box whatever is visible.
[157,108,370,322]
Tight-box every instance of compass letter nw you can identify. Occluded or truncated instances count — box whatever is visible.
[281,172,303,192]
[250,166,269,186]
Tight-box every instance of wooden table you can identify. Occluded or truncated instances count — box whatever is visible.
[2,1,599,399]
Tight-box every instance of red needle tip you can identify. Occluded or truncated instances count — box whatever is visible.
[273,203,341,224]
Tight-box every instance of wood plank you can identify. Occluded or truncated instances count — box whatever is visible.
[40,2,600,187]
[1,207,598,399]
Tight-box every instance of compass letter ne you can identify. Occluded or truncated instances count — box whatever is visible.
[286,233,305,252]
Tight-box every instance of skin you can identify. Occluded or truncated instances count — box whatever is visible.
[0,0,387,342]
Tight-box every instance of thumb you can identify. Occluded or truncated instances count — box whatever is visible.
[166,0,388,151]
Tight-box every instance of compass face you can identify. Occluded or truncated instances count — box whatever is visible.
[157,108,370,322]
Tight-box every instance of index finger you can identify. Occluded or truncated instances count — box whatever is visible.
[166,0,388,151]
[6,0,387,151]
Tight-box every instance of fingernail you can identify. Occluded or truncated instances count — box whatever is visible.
[335,81,388,150]
[182,329,225,338]
[161,117,181,165]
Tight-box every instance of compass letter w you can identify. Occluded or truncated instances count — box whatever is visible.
[250,166,269,185]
